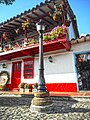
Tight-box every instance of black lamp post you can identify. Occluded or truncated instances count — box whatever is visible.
[30,19,53,113]
[36,19,46,92]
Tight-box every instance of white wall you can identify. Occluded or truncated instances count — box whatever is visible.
[72,41,90,53]
[34,52,77,84]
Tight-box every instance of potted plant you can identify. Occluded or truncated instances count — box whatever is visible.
[43,25,66,41]
[19,83,25,93]
[65,20,71,27]
[32,83,38,92]
[2,32,9,40]
[29,39,35,45]
[24,83,31,93]
[49,2,64,21]
[14,42,20,49]
[22,19,30,30]
[43,32,52,42]
[0,85,5,91]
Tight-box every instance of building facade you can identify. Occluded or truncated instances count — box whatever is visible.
[0,0,89,92]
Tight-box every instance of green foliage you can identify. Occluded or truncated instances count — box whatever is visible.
[19,83,25,88]
[49,2,64,21]
[0,0,15,5]
[43,26,66,41]
[22,19,30,29]
[0,85,5,91]
[32,83,38,89]
[24,83,30,89]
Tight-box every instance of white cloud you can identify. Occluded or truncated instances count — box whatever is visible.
[80,33,87,37]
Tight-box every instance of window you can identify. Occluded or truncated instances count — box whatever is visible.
[14,63,17,72]
[18,62,21,72]
[23,58,34,79]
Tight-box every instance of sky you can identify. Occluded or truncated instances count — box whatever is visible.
[0,0,90,35]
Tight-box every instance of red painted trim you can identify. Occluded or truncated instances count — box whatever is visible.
[6,83,77,92]
[0,36,71,61]
[23,58,34,61]
[46,83,77,92]
[62,41,71,51]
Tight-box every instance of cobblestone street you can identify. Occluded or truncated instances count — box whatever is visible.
[0,95,90,120]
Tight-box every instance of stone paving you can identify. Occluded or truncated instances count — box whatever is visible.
[0,95,90,120]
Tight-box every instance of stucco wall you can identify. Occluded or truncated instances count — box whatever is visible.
[34,52,77,84]
[72,41,90,53]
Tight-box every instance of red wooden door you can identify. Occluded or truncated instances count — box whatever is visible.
[12,61,21,89]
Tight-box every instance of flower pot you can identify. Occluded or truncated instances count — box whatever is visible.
[78,58,83,63]
[53,15,60,21]
[66,20,70,27]
[20,88,24,93]
[24,89,30,93]
[32,88,37,93]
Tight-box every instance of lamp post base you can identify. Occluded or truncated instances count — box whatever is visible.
[30,92,54,113]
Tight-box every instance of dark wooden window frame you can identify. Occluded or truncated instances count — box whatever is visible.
[23,58,34,79]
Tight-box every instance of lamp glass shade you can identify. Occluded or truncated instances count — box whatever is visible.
[36,24,45,31]
[36,19,45,31]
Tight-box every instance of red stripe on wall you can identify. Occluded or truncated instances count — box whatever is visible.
[6,83,77,92]
[46,83,77,92]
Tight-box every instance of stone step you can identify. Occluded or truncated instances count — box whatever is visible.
[13,88,19,92]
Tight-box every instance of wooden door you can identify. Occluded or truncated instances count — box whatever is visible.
[12,61,21,89]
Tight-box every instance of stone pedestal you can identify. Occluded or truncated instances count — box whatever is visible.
[30,92,54,113]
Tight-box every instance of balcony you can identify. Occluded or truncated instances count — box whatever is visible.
[0,25,71,61]
[0,0,79,60]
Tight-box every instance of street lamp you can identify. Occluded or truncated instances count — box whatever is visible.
[30,19,53,113]
[36,19,46,92]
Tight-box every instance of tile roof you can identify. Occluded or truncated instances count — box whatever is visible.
[71,34,90,44]
[0,0,79,38]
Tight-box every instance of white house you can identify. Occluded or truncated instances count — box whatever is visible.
[0,0,89,92]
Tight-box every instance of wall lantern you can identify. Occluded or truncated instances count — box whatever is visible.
[2,63,6,68]
[48,56,53,62]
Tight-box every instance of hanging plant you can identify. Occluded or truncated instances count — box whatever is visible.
[65,20,71,27]
[49,2,64,21]
[2,32,9,40]
[22,19,30,30]
[53,14,60,21]
[15,28,20,34]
